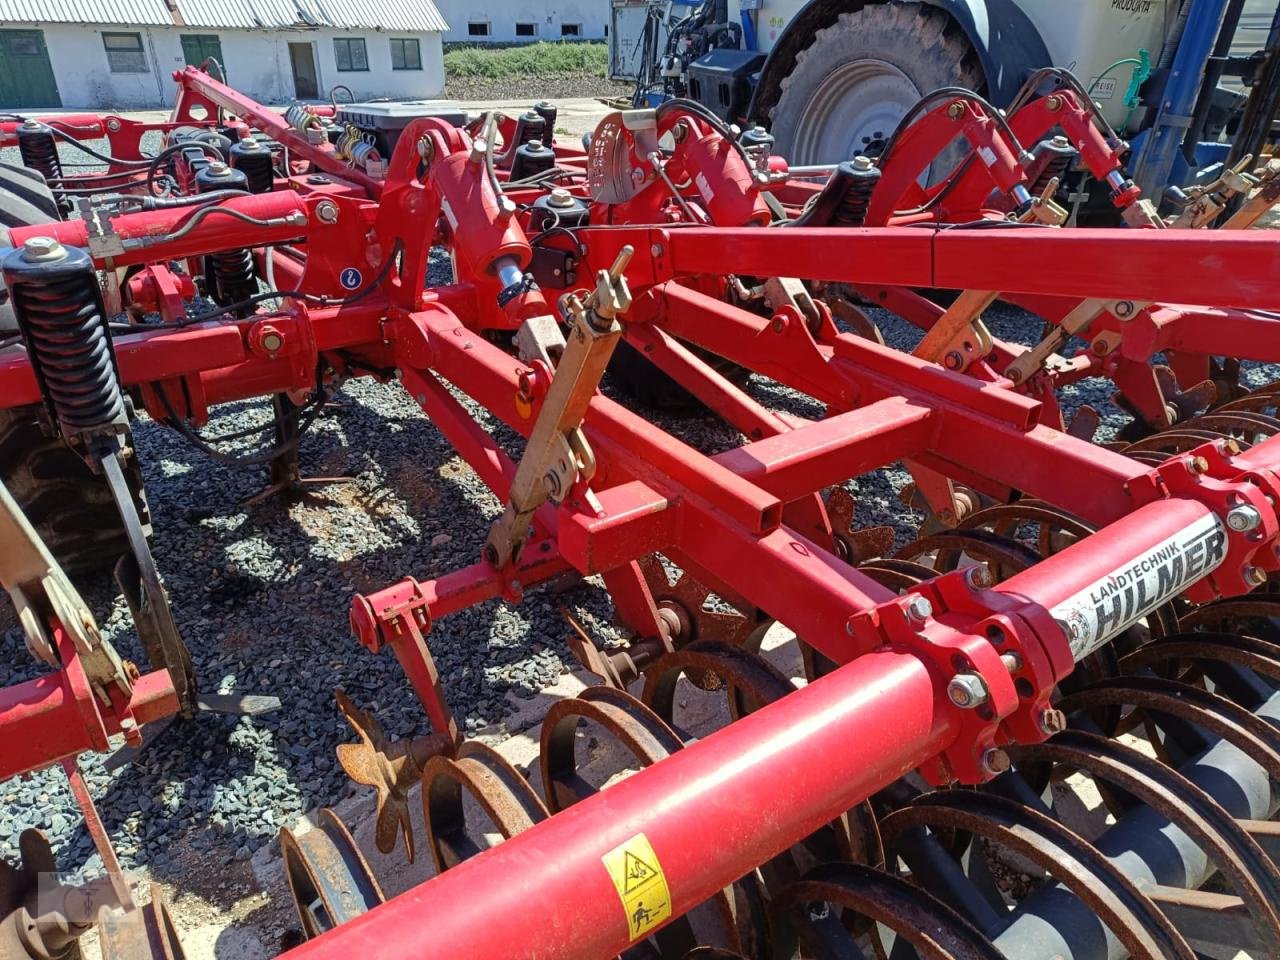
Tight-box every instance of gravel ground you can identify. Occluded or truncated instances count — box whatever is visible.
[0,128,1278,945]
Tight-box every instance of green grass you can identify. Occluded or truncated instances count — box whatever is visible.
[444,41,608,80]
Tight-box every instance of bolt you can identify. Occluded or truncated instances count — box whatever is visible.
[851,155,874,171]
[1113,300,1136,319]
[1000,652,1023,673]
[1051,135,1070,148]
[631,167,646,183]
[947,101,965,120]
[548,188,575,208]
[316,200,339,224]
[1189,455,1210,474]
[770,316,785,333]
[120,716,138,732]
[21,236,66,263]
[905,595,933,622]
[543,471,562,498]
[20,119,41,130]
[947,673,989,709]
[107,118,122,132]
[965,564,993,590]
[1038,708,1067,736]
[943,351,963,370]
[982,747,1011,776]
[1219,437,1242,456]
[1228,504,1263,532]
[650,243,665,258]
[1046,95,1063,112]
[1246,565,1268,586]
[205,160,230,177]
[260,331,283,352]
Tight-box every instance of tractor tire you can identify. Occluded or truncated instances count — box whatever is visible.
[0,406,146,577]
[0,161,60,228]
[608,339,751,413]
[768,3,984,181]
[1,169,142,578]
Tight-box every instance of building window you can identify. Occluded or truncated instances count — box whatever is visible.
[102,32,148,73]
[516,22,537,37]
[333,37,368,71]
[390,37,421,70]
[467,22,491,37]
[560,22,581,37]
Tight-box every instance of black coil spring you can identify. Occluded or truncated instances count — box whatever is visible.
[833,172,879,228]
[1032,150,1073,197]
[231,149,274,194]
[17,124,63,182]
[209,248,258,307]
[12,271,125,434]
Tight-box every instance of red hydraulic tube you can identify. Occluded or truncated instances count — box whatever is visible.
[286,649,955,960]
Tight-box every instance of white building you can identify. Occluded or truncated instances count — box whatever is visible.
[432,0,607,43]
[0,0,448,109]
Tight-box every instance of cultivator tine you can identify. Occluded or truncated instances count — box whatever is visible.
[333,689,451,864]
[96,885,186,960]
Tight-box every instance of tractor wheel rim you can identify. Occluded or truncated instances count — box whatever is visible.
[792,58,921,167]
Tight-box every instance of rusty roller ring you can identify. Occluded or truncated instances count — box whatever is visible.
[771,861,1005,960]
[1191,410,1280,437]
[641,641,795,729]
[959,499,1095,558]
[894,528,1043,581]
[880,791,1196,960]
[540,688,683,813]
[1123,428,1235,456]
[1121,632,1280,686]
[542,688,763,957]
[855,557,939,592]
[1007,731,1280,955]
[1056,676,1280,781]
[1180,596,1280,641]
[279,808,384,941]
[422,740,549,874]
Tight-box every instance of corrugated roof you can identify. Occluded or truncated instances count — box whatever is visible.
[0,0,173,25]
[0,0,448,30]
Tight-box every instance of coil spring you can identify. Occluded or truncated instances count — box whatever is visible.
[285,103,321,133]
[1031,138,1076,197]
[17,123,63,183]
[833,168,879,228]
[230,146,274,194]
[336,124,381,170]
[209,248,258,308]
[8,254,125,436]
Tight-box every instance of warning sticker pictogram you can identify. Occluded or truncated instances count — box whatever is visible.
[601,833,672,940]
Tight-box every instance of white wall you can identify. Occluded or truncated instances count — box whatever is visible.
[32,23,444,109]
[434,0,609,42]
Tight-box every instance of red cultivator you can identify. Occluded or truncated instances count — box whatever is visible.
[2,63,1280,959]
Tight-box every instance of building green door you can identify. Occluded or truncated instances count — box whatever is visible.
[0,30,61,109]
[180,34,224,73]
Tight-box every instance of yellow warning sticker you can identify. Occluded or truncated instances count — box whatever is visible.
[601,832,672,941]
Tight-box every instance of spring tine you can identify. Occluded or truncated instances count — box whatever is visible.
[421,741,549,874]
[1007,731,1280,954]
[880,791,1196,960]
[1056,676,1280,780]
[772,862,1005,960]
